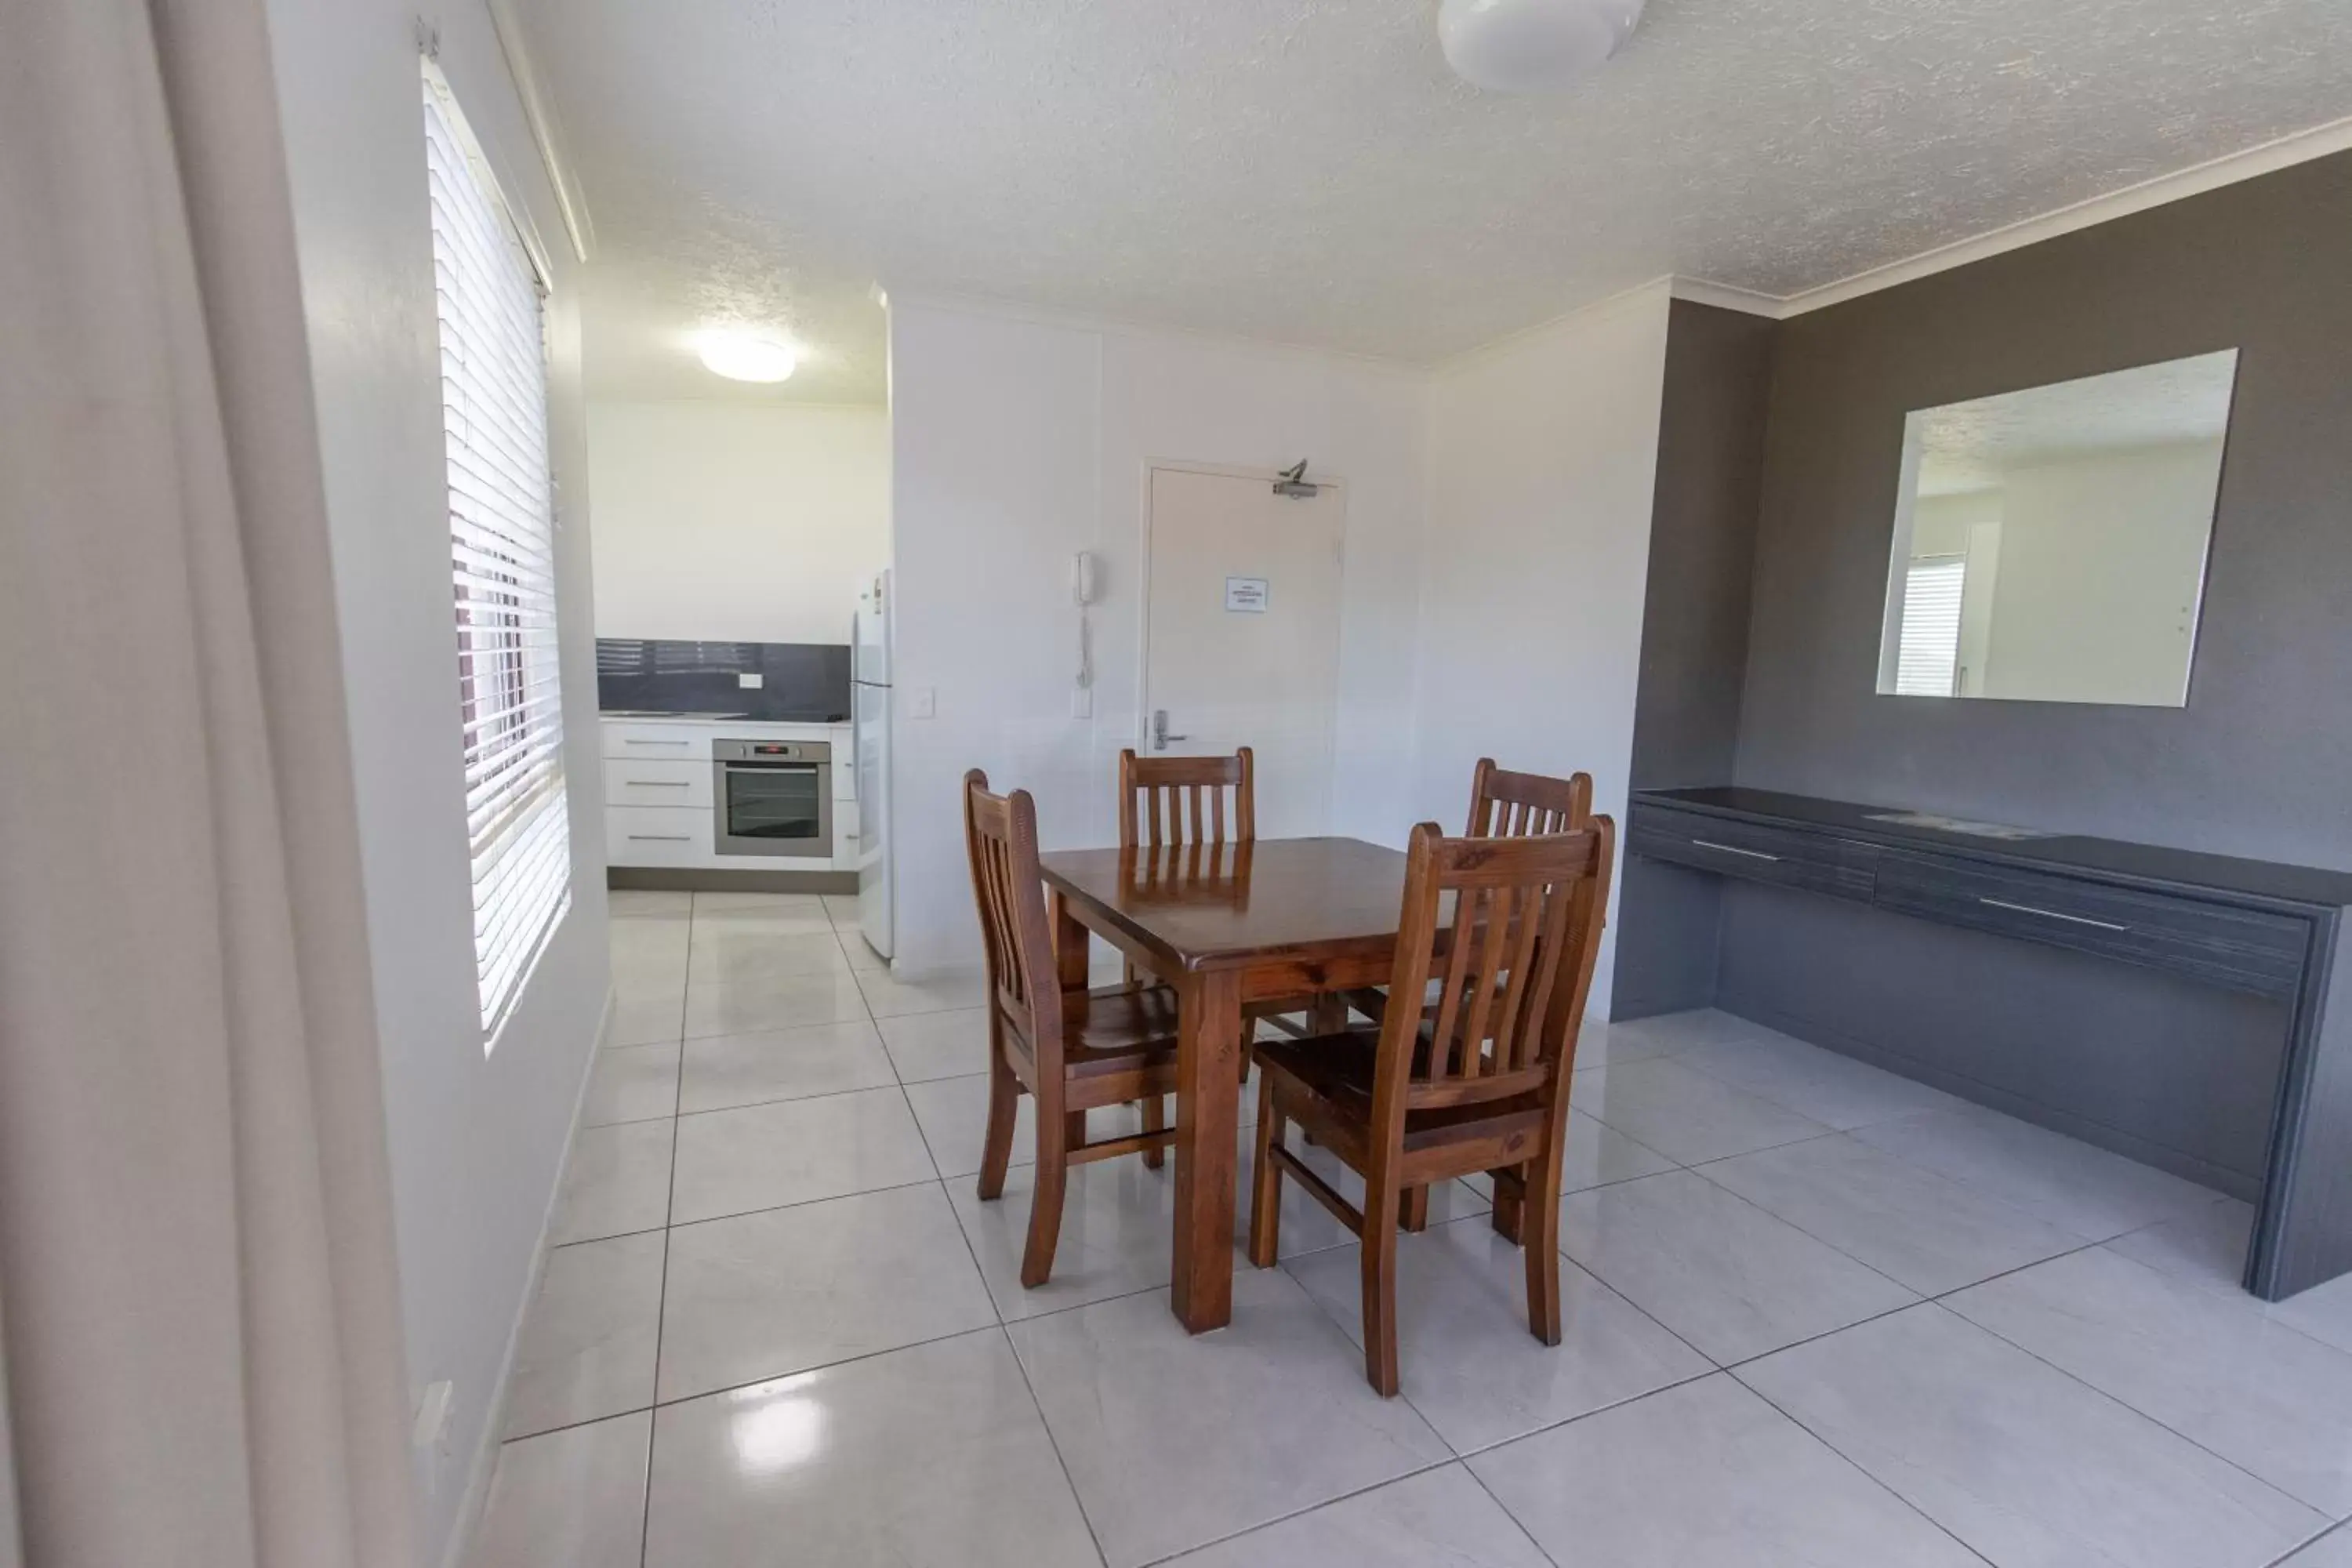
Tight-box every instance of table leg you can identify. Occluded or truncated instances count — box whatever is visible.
[1172,967,1242,1333]
[1050,890,1090,993]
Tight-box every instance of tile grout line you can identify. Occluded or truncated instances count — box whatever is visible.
[632,896,704,1568]
[1728,1349,2002,1568]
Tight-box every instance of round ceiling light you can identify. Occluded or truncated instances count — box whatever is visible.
[1438,0,1647,93]
[696,328,798,383]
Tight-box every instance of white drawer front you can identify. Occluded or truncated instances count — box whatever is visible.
[601,720,713,760]
[605,804,712,866]
[603,757,711,808]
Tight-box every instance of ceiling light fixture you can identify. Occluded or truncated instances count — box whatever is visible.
[696,328,798,383]
[1438,0,1647,93]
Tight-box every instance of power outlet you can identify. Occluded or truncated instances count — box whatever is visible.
[737,672,764,689]
[909,686,937,720]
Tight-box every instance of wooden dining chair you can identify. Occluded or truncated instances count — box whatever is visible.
[1247,816,1614,1396]
[966,770,1181,1287]
[1116,746,1328,1064]
[1347,758,1595,1233]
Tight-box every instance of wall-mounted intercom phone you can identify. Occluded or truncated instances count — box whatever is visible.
[1071,551,1099,717]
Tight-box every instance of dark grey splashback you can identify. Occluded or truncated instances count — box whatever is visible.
[597,639,851,723]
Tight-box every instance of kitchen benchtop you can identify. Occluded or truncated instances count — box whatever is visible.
[601,711,848,727]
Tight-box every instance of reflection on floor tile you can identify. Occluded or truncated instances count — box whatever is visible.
[669,1087,937,1224]
[675,1020,896,1113]
[1947,1246,2352,1514]
[467,1410,649,1568]
[1162,1462,1552,1568]
[1009,1267,1453,1568]
[1849,1104,2223,1241]
[1700,1134,2084,1296]
[1559,1170,1917,1364]
[1740,1305,2321,1568]
[876,1006,994,1083]
[546,1118,672,1245]
[681,967,870,1039]
[854,967,986,1018]
[579,1040,680,1127]
[1673,1031,1965,1131]
[645,1331,1100,1568]
[1285,1217,1709,1453]
[686,927,854,985]
[657,1184,997,1402]
[504,1230,665,1439]
[1570,1056,1835,1165]
[2106,1199,2352,1358]
[1471,1374,1980,1568]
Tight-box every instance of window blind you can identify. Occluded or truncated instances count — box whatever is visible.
[425,72,569,1040]
[1894,554,1967,698]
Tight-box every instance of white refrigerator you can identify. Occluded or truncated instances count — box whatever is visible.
[852,572,894,960]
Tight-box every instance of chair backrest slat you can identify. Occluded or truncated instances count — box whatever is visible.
[1467,757,1593,839]
[1372,820,1614,1116]
[1118,746,1255,851]
[964,770,1064,1067]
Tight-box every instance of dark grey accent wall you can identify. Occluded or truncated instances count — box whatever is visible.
[1733,152,2352,870]
[1692,153,2352,1181]
[1613,301,1776,1017]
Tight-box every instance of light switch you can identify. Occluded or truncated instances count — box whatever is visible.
[737,672,764,689]
[909,686,937,720]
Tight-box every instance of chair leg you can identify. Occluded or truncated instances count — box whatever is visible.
[1400,1185,1430,1232]
[976,1047,1020,1201]
[1247,1073,1283,1268]
[1489,1163,1525,1245]
[1360,1178,1403,1397]
[1022,1091,1072,1289]
[1140,1091,1165,1170]
[1521,1150,1563,1345]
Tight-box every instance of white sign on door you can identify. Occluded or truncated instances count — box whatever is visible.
[1224,576,1269,613]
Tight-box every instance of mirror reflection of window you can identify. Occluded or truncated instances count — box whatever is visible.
[1877,349,2237,708]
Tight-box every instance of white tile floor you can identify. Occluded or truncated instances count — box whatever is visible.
[469,889,2352,1568]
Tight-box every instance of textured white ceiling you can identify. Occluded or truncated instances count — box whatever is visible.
[509,0,2352,405]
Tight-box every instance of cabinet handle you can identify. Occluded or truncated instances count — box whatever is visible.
[626,833,693,843]
[624,739,691,748]
[1979,897,2129,932]
[622,779,692,789]
[1693,838,1780,863]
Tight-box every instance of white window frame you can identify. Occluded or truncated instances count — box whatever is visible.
[424,60,570,1046]
[1893,553,1968,699]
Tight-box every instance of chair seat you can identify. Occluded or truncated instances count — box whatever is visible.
[1058,983,1182,1076]
[1255,1031,1548,1158]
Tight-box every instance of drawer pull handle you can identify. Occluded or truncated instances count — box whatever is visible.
[1979,897,2129,932]
[1693,838,1781,863]
[626,833,693,843]
[623,779,692,789]
[624,739,691,747]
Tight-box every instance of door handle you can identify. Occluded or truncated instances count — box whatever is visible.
[1151,708,1187,752]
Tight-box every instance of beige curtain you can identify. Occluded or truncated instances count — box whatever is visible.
[0,1,418,1565]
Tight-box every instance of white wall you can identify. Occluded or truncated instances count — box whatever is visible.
[1411,284,1675,1017]
[261,2,610,1559]
[1981,440,2222,706]
[886,299,1428,975]
[587,400,889,643]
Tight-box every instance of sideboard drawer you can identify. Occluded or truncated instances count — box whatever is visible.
[1628,804,1878,902]
[1873,851,2310,999]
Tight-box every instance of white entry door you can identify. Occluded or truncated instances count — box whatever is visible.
[1142,466,1345,839]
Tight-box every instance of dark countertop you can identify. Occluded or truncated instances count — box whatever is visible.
[1636,786,2352,912]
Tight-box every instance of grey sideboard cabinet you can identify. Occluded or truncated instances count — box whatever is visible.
[1628,786,2352,1302]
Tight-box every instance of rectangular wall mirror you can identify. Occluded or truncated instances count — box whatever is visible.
[1876,348,2238,707]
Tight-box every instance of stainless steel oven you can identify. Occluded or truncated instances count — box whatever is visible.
[712,739,833,858]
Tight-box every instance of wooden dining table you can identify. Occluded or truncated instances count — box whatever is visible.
[1036,835,1412,1333]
